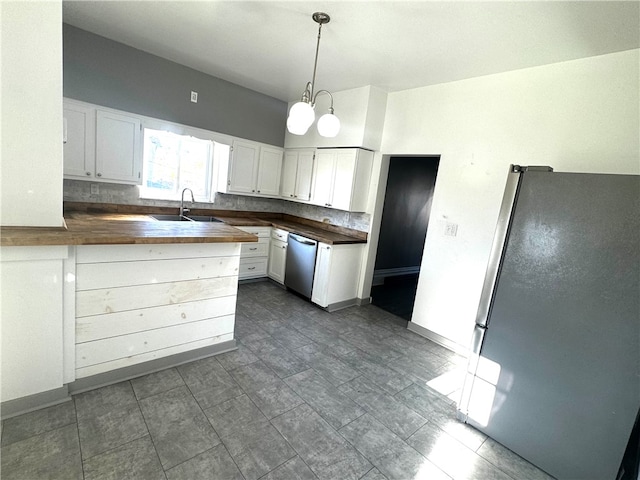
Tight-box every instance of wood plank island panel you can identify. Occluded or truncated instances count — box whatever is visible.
[74,243,240,379]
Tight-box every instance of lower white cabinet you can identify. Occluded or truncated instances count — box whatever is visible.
[1,246,75,403]
[268,228,289,284]
[237,226,271,280]
[312,242,365,310]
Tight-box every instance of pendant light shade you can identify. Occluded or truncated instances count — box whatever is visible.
[287,101,315,135]
[317,112,340,138]
[287,12,340,138]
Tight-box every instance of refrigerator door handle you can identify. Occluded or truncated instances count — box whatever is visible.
[474,166,522,328]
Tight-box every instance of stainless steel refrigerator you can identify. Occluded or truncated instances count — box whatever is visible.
[457,166,639,479]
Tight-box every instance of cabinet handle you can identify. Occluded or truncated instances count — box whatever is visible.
[281,245,286,249]
[290,194,294,197]
[248,266,256,270]
[228,180,231,186]
[96,173,102,177]
[252,189,255,192]
[86,172,91,176]
[249,247,257,251]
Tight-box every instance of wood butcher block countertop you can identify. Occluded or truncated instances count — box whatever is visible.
[1,203,367,247]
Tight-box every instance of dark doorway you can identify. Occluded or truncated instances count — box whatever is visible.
[371,156,439,320]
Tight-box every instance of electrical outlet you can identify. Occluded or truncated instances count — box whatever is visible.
[90,184,99,195]
[190,91,198,103]
[444,222,458,237]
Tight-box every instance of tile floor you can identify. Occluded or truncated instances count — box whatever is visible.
[1,281,554,480]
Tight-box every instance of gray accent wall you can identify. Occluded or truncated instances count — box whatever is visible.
[63,24,287,146]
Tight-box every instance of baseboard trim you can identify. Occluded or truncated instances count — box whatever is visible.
[357,296,372,306]
[407,322,469,356]
[69,339,237,395]
[1,386,71,420]
[325,298,358,312]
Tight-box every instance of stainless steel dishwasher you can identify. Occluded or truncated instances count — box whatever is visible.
[284,233,318,298]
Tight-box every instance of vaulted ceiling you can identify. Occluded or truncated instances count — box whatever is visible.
[63,1,640,102]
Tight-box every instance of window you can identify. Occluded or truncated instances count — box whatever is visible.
[139,128,214,201]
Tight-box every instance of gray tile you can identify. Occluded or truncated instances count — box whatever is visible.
[245,382,304,419]
[388,348,453,386]
[270,326,314,350]
[1,401,76,447]
[0,424,83,480]
[165,443,244,480]
[408,422,511,480]
[229,360,281,391]
[271,403,372,480]
[477,437,555,480]
[293,344,360,386]
[431,416,487,452]
[234,314,270,340]
[260,456,318,480]
[339,414,449,480]
[290,322,356,356]
[178,355,243,409]
[215,344,259,371]
[83,435,164,480]
[77,402,148,460]
[258,347,310,378]
[74,381,138,419]
[360,467,389,480]
[240,335,285,355]
[284,369,365,429]
[339,329,404,363]
[339,376,427,440]
[204,393,267,437]
[394,383,457,421]
[131,367,185,400]
[139,386,220,469]
[340,349,413,395]
[222,419,296,480]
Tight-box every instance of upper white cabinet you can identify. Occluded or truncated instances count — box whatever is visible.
[63,99,142,185]
[63,101,95,179]
[281,149,315,202]
[310,148,374,212]
[95,110,142,184]
[221,140,283,197]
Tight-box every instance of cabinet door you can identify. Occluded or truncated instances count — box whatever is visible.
[95,110,142,184]
[281,151,298,199]
[63,103,95,179]
[311,150,336,207]
[229,140,259,194]
[294,149,315,201]
[268,240,287,284]
[256,146,283,196]
[311,243,332,307]
[331,150,358,211]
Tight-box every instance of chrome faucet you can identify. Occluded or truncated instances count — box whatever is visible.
[180,188,195,217]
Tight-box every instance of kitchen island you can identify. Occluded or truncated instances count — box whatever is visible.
[0,215,257,417]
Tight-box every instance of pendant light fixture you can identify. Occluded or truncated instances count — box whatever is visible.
[287,12,340,138]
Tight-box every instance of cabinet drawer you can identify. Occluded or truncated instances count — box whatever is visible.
[239,257,268,279]
[240,241,269,257]
[271,228,289,242]
[237,226,271,238]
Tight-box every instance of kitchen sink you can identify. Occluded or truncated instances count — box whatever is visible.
[150,214,223,222]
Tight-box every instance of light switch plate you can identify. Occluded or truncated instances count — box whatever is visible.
[190,91,198,103]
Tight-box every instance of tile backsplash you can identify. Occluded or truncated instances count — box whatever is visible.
[64,180,370,232]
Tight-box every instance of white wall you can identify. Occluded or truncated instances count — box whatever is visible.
[381,49,640,350]
[0,1,63,227]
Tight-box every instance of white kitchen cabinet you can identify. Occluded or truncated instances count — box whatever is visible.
[63,101,95,179]
[281,149,315,201]
[312,242,365,311]
[310,148,373,212]
[1,246,75,407]
[63,99,142,185]
[224,140,283,197]
[237,226,271,279]
[268,228,289,284]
